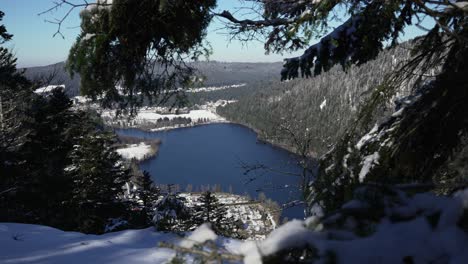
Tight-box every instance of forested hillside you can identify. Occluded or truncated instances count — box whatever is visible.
[218,41,422,156]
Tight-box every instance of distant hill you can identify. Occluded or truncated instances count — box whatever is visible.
[22,62,81,97]
[22,61,283,97]
[191,61,283,85]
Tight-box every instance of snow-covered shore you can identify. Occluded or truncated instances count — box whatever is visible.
[116,142,155,161]
[101,100,236,132]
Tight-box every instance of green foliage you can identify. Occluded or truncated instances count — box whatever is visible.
[311,33,468,213]
[67,0,217,112]
[0,11,12,44]
[125,169,160,227]
[193,191,245,239]
[1,16,135,233]
[216,0,468,216]
[218,43,415,158]
[256,185,468,263]
[262,246,320,264]
[251,1,466,81]
[153,193,193,232]
[66,130,130,233]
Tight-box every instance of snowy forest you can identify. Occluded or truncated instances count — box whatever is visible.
[1,0,468,263]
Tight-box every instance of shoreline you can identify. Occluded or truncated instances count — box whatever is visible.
[112,121,308,159]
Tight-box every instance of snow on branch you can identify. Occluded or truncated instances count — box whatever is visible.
[281,16,360,80]
[38,0,113,38]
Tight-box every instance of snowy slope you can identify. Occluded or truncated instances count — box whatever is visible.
[0,223,177,264]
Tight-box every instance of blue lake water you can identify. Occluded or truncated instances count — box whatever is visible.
[116,123,305,219]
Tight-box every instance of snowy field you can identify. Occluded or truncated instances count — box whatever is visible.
[101,100,236,131]
[35,83,240,132]
[116,143,154,161]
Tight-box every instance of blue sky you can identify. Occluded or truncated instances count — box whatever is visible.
[1,0,431,67]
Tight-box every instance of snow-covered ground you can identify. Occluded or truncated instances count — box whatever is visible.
[66,81,241,131]
[165,83,246,94]
[136,109,222,124]
[101,100,236,131]
[185,83,246,93]
[180,192,277,239]
[2,189,467,263]
[0,223,178,264]
[116,143,154,161]
[34,85,65,94]
[0,223,246,264]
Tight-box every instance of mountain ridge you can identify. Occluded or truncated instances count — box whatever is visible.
[22,61,283,97]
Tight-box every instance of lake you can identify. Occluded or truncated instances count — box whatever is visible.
[116,123,305,219]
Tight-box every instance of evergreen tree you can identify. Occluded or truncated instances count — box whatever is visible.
[193,191,244,238]
[22,88,79,222]
[128,170,160,227]
[0,11,12,44]
[214,0,468,214]
[67,0,217,112]
[1,9,142,232]
[65,130,130,233]
[0,11,35,220]
[0,10,31,176]
[153,193,192,232]
[136,171,159,209]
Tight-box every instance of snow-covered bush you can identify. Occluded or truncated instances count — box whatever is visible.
[241,186,468,263]
[158,186,468,263]
[153,193,193,232]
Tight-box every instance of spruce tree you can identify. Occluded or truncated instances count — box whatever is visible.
[132,170,160,226]
[0,11,34,221]
[193,191,244,238]
[66,130,130,233]
[153,193,192,232]
[131,170,159,208]
[67,0,217,112]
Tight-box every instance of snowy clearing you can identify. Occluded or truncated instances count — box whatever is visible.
[101,100,236,131]
[136,109,222,123]
[116,143,154,161]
